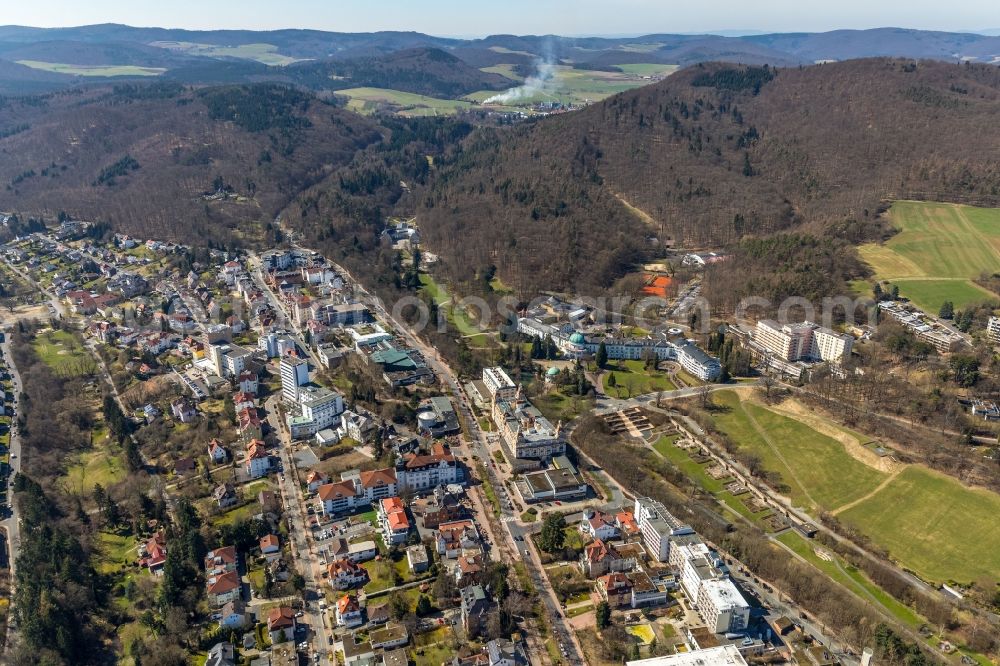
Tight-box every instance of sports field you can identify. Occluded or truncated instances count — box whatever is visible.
[859,201,1000,312]
[710,390,1000,584]
[16,60,166,76]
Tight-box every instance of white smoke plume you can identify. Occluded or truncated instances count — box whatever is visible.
[483,57,556,105]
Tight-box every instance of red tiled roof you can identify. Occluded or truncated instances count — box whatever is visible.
[359,467,396,489]
[267,606,296,629]
[206,570,240,595]
[205,545,238,569]
[337,594,359,614]
[318,481,357,501]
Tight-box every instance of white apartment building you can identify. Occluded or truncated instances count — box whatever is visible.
[697,578,751,634]
[676,342,723,381]
[988,316,1000,345]
[754,320,853,363]
[627,645,748,666]
[633,497,694,562]
[482,367,517,401]
[299,385,345,426]
[673,540,751,635]
[210,342,252,378]
[280,356,309,403]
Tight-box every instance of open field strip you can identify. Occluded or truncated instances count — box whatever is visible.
[710,390,1000,584]
[16,60,166,76]
[858,200,1000,312]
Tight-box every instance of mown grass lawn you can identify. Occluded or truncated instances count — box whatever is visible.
[710,391,885,513]
[858,201,1000,312]
[838,466,1000,585]
[32,329,96,377]
[603,360,677,397]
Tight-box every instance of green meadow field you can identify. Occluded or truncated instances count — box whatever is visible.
[858,201,1000,312]
[16,60,166,76]
[709,391,1000,584]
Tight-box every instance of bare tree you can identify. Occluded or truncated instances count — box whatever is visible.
[696,384,712,409]
[758,375,777,403]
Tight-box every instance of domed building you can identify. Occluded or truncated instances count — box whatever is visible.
[562,331,588,359]
[545,366,561,383]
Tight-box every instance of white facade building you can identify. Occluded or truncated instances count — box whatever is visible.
[754,320,853,364]
[482,367,517,401]
[280,356,310,403]
[633,497,694,562]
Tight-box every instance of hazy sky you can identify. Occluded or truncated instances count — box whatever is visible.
[3,0,999,36]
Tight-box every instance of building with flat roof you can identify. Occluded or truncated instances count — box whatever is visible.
[634,497,693,562]
[287,384,345,438]
[626,645,748,666]
[280,356,309,403]
[515,466,588,504]
[698,578,751,634]
[482,367,517,401]
[988,316,1000,345]
[754,320,853,364]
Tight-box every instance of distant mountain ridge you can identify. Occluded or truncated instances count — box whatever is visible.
[0,24,997,95]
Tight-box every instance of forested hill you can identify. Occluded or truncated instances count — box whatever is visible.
[0,83,382,246]
[415,59,1000,296]
[293,48,515,97]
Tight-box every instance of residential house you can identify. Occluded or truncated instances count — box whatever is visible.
[214,483,238,509]
[580,539,636,578]
[260,534,281,561]
[143,531,167,573]
[307,470,330,493]
[206,642,236,666]
[406,544,430,573]
[367,601,390,626]
[238,407,263,440]
[370,623,409,650]
[460,584,490,636]
[340,638,376,666]
[174,457,197,476]
[245,439,271,478]
[378,497,411,546]
[328,539,378,564]
[455,553,485,586]
[205,545,239,574]
[436,520,480,559]
[219,600,249,630]
[233,391,256,412]
[259,490,280,513]
[208,439,228,463]
[267,606,297,644]
[615,510,641,540]
[237,370,259,395]
[335,594,365,628]
[207,570,241,607]
[328,558,369,590]
[171,397,197,423]
[596,572,633,608]
[487,639,527,666]
[581,510,619,541]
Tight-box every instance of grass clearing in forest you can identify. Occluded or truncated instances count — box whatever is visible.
[858,200,1000,313]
